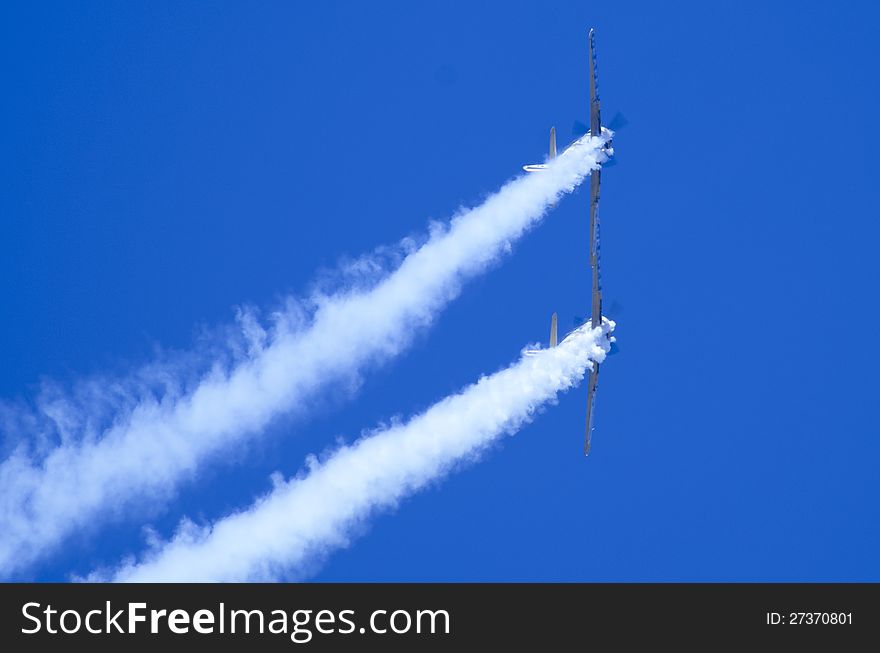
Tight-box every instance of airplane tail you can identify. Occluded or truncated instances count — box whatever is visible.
[522,127,558,172]
[522,312,559,357]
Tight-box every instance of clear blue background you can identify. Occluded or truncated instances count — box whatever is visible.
[2,1,878,581]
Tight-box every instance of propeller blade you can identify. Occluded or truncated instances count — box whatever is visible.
[572,120,590,137]
[607,111,629,132]
[607,299,625,318]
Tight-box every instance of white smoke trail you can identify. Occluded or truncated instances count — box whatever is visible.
[0,134,609,576]
[108,321,614,582]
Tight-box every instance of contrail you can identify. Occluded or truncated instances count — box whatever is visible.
[0,134,609,576]
[107,321,614,582]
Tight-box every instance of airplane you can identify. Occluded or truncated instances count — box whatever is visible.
[522,34,613,175]
[523,29,614,456]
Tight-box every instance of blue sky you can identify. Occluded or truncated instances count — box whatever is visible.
[2,1,878,581]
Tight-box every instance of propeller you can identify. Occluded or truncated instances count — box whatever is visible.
[573,112,626,167]
[572,299,624,354]
[605,299,623,355]
[572,111,629,137]
[572,302,624,327]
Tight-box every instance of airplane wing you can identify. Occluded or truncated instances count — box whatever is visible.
[589,170,602,328]
[584,365,599,455]
[585,30,608,456]
[589,28,602,139]
[588,29,603,329]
